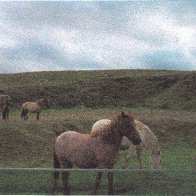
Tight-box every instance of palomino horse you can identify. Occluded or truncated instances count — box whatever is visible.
[53,112,141,195]
[92,119,162,169]
[21,98,50,120]
[0,94,11,120]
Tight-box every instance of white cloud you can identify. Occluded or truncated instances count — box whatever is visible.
[48,27,153,69]
[0,1,195,73]
[0,19,18,49]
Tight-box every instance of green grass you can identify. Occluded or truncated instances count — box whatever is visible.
[0,171,195,195]
[0,107,195,194]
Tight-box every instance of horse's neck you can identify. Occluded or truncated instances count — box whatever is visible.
[109,122,123,145]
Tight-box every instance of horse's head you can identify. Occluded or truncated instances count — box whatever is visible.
[117,112,141,145]
[42,98,50,108]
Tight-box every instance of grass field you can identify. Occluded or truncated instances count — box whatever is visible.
[0,107,195,195]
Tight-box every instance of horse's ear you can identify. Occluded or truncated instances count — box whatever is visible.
[128,112,134,120]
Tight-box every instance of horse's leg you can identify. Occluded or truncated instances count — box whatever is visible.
[124,149,129,169]
[62,171,70,195]
[124,145,133,168]
[2,111,4,120]
[6,110,9,119]
[93,171,103,195]
[52,153,60,195]
[6,107,10,119]
[22,109,28,120]
[24,114,28,120]
[61,161,73,195]
[36,112,40,120]
[21,109,25,119]
[136,145,143,169]
[53,171,59,195]
[108,171,114,195]
[2,106,7,120]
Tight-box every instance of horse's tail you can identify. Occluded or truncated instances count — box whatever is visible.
[53,135,61,182]
[2,105,9,119]
[52,149,60,194]
[53,151,60,171]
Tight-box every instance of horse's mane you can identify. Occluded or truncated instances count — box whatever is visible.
[91,121,112,138]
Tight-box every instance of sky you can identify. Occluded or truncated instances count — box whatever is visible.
[0,1,196,73]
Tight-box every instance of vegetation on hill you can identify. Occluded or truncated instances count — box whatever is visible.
[0,69,195,110]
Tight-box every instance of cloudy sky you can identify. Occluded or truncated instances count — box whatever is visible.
[0,1,196,73]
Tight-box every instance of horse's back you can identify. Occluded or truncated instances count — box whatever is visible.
[135,120,148,142]
[22,102,40,112]
[135,120,158,147]
[54,131,98,168]
[135,120,161,166]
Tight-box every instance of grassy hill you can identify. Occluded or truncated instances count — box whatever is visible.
[0,69,196,110]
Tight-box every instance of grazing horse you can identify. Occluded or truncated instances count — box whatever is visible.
[92,119,162,169]
[0,94,11,120]
[21,98,50,120]
[53,112,141,195]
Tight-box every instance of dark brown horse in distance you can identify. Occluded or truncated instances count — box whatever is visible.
[0,94,11,120]
[53,112,141,195]
[21,98,50,120]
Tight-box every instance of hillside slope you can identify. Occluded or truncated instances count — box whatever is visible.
[0,69,195,110]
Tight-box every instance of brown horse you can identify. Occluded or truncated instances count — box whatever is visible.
[0,94,11,120]
[53,112,141,195]
[21,98,50,120]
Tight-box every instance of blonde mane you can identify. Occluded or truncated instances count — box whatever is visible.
[90,117,122,144]
[91,119,111,137]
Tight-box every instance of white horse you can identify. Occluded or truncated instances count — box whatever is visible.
[91,119,162,169]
